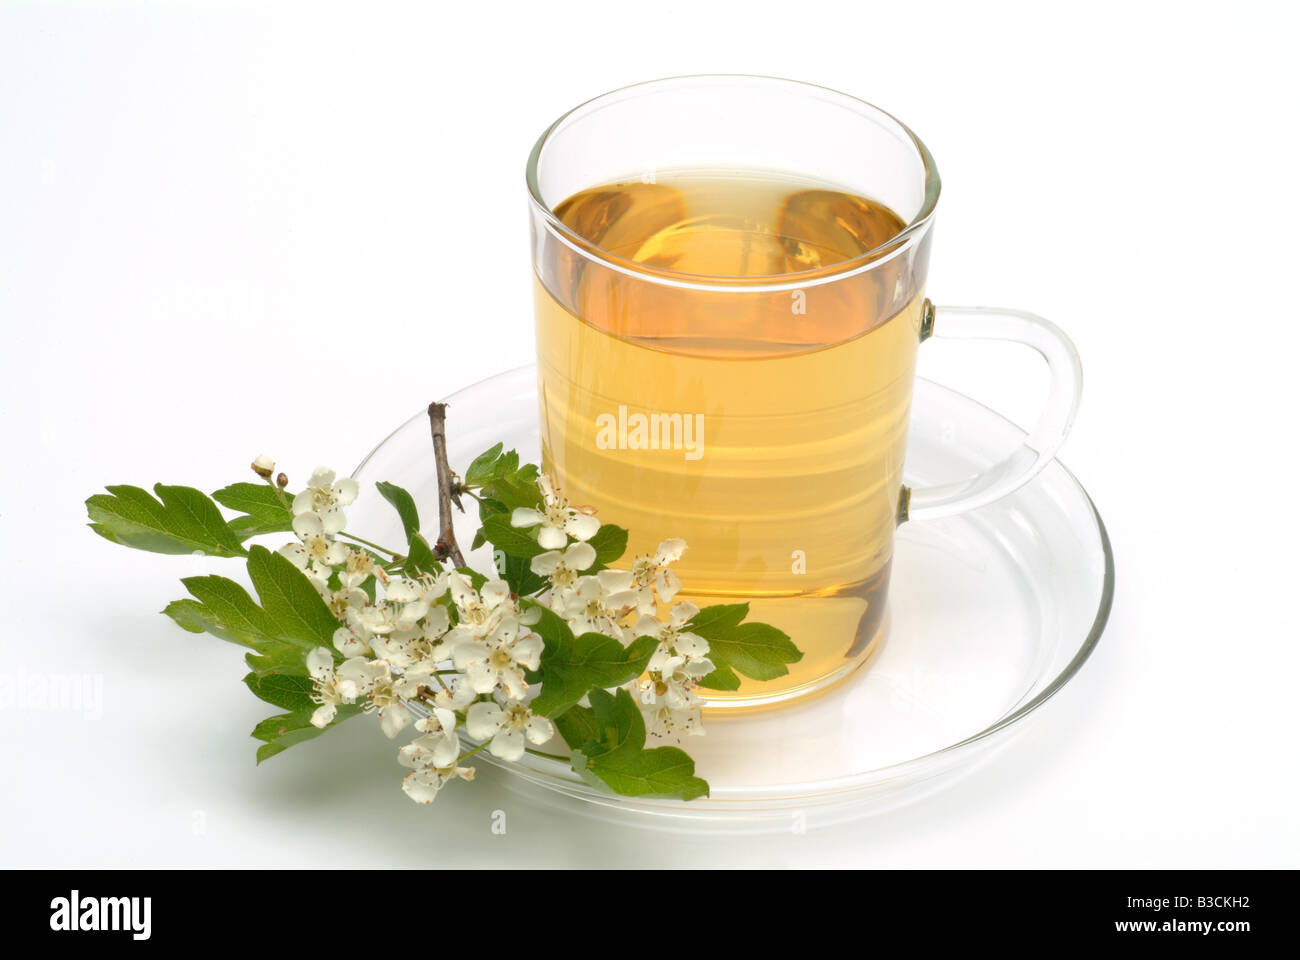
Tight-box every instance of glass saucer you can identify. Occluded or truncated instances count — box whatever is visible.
[351,366,1113,832]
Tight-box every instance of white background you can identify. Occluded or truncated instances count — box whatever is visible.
[2,0,1297,868]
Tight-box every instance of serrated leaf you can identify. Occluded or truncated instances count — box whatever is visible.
[568,689,708,801]
[530,609,657,717]
[162,599,210,634]
[481,513,545,559]
[376,481,421,542]
[464,443,504,486]
[179,574,275,648]
[243,670,316,713]
[685,603,749,636]
[686,604,802,682]
[86,484,246,557]
[245,545,340,651]
[212,482,294,538]
[701,622,803,682]
[244,643,314,677]
[487,474,544,512]
[249,703,360,763]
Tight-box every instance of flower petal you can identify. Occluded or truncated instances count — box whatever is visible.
[510,633,543,671]
[401,768,442,804]
[537,524,567,550]
[530,550,563,576]
[333,477,359,505]
[669,600,700,626]
[564,540,597,571]
[510,507,545,528]
[655,538,687,564]
[380,702,414,739]
[466,701,504,739]
[525,714,555,745]
[292,512,324,538]
[318,505,347,535]
[481,580,512,608]
[306,646,334,680]
[563,512,601,542]
[488,727,526,761]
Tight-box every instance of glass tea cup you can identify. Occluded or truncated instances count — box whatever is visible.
[526,76,1080,708]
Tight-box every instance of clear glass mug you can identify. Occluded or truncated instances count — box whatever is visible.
[527,76,1081,708]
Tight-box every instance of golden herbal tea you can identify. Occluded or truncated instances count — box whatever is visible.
[533,171,924,703]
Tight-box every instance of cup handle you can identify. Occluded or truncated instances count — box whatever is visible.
[900,299,1083,523]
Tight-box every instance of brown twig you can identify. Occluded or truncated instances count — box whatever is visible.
[427,401,467,569]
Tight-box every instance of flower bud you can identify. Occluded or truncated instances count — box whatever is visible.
[251,455,275,479]
[276,472,289,489]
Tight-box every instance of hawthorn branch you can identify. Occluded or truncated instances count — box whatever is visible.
[427,401,467,569]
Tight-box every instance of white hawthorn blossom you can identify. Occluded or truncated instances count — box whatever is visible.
[510,475,601,549]
[432,677,476,712]
[273,464,721,805]
[530,540,597,598]
[466,699,555,761]
[384,573,448,624]
[629,538,688,612]
[306,647,358,728]
[554,570,639,641]
[339,547,377,588]
[452,619,543,699]
[637,688,706,739]
[333,623,371,658]
[279,511,347,585]
[291,467,359,534]
[368,670,416,739]
[445,575,517,641]
[401,763,475,804]
[634,600,712,673]
[398,709,474,804]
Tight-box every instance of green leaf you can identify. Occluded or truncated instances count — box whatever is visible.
[162,599,210,634]
[376,481,421,542]
[487,473,543,512]
[687,604,802,684]
[493,552,546,596]
[531,608,657,717]
[87,484,247,557]
[472,497,508,551]
[685,603,749,635]
[480,513,545,559]
[405,532,441,576]
[243,670,316,713]
[702,622,802,682]
[587,524,628,567]
[568,689,709,801]
[250,703,360,764]
[212,482,294,539]
[245,545,340,651]
[697,663,741,691]
[244,644,314,677]
[464,443,504,486]
[554,703,600,750]
[178,575,275,649]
